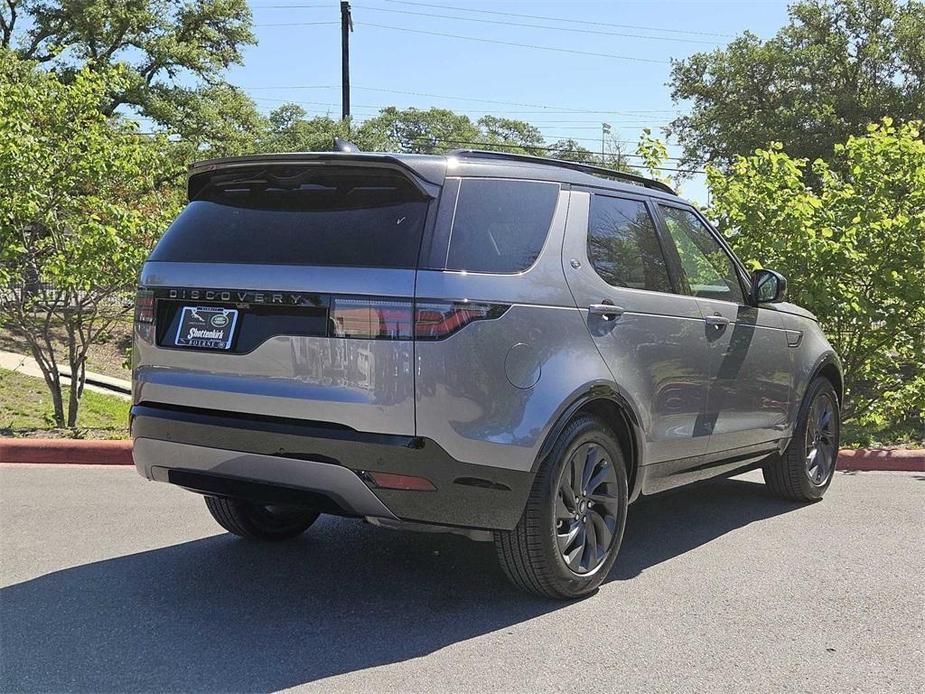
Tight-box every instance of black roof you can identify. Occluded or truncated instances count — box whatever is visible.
[448,149,676,195]
[188,150,680,201]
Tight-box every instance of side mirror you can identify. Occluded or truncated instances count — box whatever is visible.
[751,269,787,304]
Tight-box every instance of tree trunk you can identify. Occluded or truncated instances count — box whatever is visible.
[27,340,65,427]
[66,364,80,428]
[66,356,87,428]
[49,372,65,427]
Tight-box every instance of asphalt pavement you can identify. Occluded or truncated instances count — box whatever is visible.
[1,465,922,693]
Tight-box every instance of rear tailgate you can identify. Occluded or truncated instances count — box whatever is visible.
[133,162,440,436]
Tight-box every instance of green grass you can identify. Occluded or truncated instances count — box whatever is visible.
[0,367,129,439]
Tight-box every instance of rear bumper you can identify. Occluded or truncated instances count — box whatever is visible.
[130,404,533,531]
[134,438,397,519]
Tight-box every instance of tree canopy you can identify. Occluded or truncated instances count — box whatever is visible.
[0,50,181,426]
[251,104,604,164]
[668,0,925,170]
[707,119,925,442]
[0,0,260,154]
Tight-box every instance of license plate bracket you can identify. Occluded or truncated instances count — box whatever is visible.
[174,306,239,350]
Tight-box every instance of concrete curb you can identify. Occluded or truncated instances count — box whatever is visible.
[1,438,922,472]
[836,448,924,472]
[0,439,133,465]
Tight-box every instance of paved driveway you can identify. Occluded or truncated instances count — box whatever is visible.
[1,465,922,693]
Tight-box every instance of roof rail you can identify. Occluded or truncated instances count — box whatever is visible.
[448,149,676,195]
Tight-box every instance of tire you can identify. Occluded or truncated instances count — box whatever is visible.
[763,376,840,502]
[494,414,628,599]
[204,496,319,541]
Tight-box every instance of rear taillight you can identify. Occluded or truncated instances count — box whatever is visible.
[135,289,155,324]
[328,298,508,340]
[414,301,509,340]
[330,297,414,339]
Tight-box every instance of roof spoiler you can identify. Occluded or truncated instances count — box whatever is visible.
[186,152,442,200]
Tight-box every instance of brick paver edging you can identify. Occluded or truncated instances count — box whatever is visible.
[0,439,133,465]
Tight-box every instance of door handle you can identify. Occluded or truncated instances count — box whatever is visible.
[588,303,625,320]
[704,314,731,328]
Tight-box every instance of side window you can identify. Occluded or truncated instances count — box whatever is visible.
[446,179,559,273]
[658,205,745,304]
[587,195,672,292]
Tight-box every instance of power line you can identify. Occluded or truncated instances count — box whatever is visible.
[250,97,680,128]
[243,84,680,116]
[249,98,684,139]
[254,20,339,26]
[351,85,681,115]
[382,0,735,39]
[343,4,721,46]
[354,22,671,64]
[251,1,733,39]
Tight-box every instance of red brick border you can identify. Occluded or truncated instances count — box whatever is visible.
[0,438,922,472]
[836,448,924,472]
[0,439,132,465]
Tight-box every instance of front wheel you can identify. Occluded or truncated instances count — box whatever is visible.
[204,496,319,541]
[763,376,840,502]
[494,414,628,599]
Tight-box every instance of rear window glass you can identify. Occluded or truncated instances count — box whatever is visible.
[445,179,559,273]
[148,167,429,268]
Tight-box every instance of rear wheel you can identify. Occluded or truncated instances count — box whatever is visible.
[494,414,628,599]
[763,377,840,502]
[204,496,319,541]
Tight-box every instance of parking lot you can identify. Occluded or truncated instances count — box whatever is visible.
[1,465,922,693]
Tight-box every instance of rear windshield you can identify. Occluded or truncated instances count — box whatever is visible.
[445,179,559,273]
[148,167,429,268]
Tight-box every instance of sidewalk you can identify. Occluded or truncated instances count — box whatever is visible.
[0,350,131,400]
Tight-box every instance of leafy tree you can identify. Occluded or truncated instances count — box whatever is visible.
[0,52,181,427]
[357,107,481,153]
[354,106,568,156]
[636,127,677,188]
[475,115,545,153]
[707,119,925,442]
[545,138,597,163]
[668,0,925,171]
[143,82,268,157]
[257,104,353,153]
[0,0,261,153]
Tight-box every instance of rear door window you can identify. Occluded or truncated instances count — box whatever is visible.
[587,195,672,292]
[149,167,429,268]
[445,179,559,273]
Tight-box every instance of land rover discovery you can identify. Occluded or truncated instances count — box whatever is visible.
[131,149,843,599]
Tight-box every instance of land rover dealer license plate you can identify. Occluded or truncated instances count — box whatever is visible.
[175,306,238,350]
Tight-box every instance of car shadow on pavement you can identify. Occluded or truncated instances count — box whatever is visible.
[611,475,804,581]
[0,476,801,692]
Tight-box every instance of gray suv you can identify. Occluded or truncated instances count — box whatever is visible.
[131,149,843,599]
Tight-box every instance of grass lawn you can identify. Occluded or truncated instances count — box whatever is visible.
[0,367,129,439]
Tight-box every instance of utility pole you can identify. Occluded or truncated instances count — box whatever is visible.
[341,1,353,123]
[601,122,611,165]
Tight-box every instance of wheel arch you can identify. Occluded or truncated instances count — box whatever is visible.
[534,385,645,502]
[809,352,844,405]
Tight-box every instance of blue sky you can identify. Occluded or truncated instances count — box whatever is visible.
[229,0,793,203]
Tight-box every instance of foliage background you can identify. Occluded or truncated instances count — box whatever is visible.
[708,120,925,444]
[0,0,923,443]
